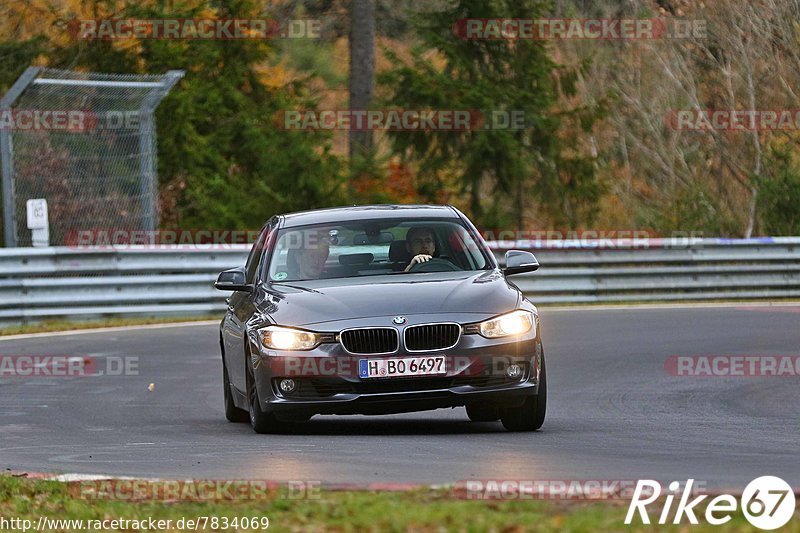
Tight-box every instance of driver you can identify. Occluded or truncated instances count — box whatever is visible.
[404,226,436,272]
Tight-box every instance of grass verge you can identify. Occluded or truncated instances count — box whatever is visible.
[0,316,218,337]
[1,475,797,532]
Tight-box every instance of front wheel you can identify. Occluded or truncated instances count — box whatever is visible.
[500,353,547,432]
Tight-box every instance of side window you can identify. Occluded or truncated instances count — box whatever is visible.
[245,226,271,284]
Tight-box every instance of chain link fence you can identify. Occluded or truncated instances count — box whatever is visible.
[1,67,183,247]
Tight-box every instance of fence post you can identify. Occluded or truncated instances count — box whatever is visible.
[1,67,41,248]
[138,70,184,232]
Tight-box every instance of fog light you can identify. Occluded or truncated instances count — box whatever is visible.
[279,379,296,394]
[506,364,522,379]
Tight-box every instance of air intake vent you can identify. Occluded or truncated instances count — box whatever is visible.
[340,328,399,354]
[405,323,461,352]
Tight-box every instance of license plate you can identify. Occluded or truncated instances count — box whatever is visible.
[359,356,446,378]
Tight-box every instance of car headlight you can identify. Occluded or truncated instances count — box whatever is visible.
[259,326,321,351]
[479,310,536,339]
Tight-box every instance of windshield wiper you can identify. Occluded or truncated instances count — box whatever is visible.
[268,282,322,293]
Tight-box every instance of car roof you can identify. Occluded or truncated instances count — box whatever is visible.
[279,204,461,228]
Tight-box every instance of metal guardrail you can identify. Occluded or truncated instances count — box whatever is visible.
[490,237,800,304]
[0,246,247,322]
[1,238,799,322]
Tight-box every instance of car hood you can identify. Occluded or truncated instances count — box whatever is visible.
[257,270,521,327]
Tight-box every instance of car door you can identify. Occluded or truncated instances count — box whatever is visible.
[223,224,272,395]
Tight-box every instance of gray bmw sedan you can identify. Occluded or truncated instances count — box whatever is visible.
[216,205,545,433]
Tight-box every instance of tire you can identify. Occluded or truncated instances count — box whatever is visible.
[223,361,249,423]
[246,352,288,434]
[466,404,500,422]
[500,352,547,432]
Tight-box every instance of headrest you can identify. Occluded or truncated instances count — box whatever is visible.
[389,240,410,262]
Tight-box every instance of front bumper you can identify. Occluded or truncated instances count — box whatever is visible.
[251,333,543,417]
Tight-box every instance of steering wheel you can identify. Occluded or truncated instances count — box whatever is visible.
[408,257,461,273]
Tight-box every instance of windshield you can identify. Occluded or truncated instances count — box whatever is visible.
[267,219,491,282]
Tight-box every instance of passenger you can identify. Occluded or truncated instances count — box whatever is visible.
[288,232,330,279]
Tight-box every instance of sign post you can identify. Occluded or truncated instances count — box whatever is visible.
[26,198,49,247]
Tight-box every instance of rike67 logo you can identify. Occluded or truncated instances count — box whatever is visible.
[626,477,796,530]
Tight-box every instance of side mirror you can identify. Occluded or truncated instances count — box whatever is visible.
[215,266,252,292]
[502,250,539,276]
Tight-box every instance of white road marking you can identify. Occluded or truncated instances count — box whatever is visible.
[50,473,160,482]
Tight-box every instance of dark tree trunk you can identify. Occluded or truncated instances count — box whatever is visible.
[349,0,375,161]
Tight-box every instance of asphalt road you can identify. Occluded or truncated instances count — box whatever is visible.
[1,305,798,489]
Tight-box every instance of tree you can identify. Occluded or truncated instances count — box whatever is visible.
[0,0,344,231]
[348,0,375,160]
[758,144,800,235]
[574,0,800,236]
[379,0,601,230]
